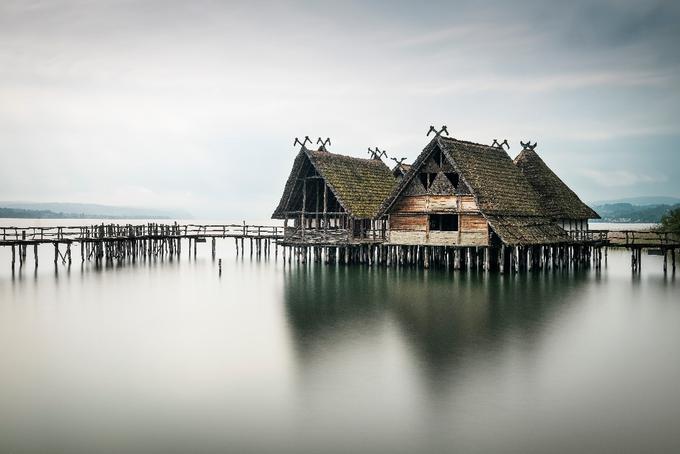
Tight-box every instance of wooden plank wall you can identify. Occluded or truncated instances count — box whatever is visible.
[388,211,489,246]
[392,195,478,213]
[389,214,428,231]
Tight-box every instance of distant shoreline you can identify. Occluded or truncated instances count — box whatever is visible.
[0,207,175,220]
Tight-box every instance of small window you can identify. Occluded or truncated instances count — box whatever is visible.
[418,172,438,190]
[444,172,459,188]
[432,149,443,167]
[419,173,429,188]
[429,214,458,232]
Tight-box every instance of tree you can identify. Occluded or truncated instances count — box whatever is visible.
[658,207,680,233]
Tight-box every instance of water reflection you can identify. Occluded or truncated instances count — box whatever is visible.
[283,266,590,381]
[1,242,679,454]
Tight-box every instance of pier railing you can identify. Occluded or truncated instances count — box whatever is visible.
[2,223,678,249]
[605,230,680,247]
[0,223,283,242]
[566,229,680,247]
[567,230,609,242]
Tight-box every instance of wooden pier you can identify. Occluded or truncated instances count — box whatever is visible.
[277,228,677,274]
[1,223,282,268]
[1,223,677,275]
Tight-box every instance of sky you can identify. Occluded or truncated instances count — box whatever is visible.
[1,0,679,219]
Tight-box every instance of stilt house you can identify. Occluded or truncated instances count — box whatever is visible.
[376,135,569,247]
[272,144,396,244]
[513,147,599,231]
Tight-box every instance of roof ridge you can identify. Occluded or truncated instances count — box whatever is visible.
[439,136,496,150]
[308,149,388,164]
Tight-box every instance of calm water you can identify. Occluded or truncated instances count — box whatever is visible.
[0,220,678,453]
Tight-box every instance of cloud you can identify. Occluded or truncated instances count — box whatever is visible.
[408,70,672,96]
[0,0,679,217]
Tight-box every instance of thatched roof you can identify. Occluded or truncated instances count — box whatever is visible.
[379,136,547,217]
[514,149,599,220]
[377,136,569,245]
[486,215,569,245]
[440,137,549,216]
[391,163,412,178]
[272,147,397,220]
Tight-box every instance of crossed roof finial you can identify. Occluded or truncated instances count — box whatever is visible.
[520,140,538,151]
[390,156,407,166]
[427,125,449,137]
[367,147,387,160]
[293,136,312,148]
[492,139,509,150]
[317,137,331,151]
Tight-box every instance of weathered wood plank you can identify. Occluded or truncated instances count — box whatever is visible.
[390,195,478,213]
[460,214,488,231]
[389,214,428,231]
[393,196,428,212]
[389,231,427,244]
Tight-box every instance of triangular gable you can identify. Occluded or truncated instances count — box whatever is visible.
[272,149,312,219]
[377,137,473,217]
[273,147,396,220]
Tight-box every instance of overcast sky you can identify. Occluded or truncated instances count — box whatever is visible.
[1,0,678,218]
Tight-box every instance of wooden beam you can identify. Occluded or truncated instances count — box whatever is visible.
[315,178,320,228]
[301,178,306,238]
[323,183,328,233]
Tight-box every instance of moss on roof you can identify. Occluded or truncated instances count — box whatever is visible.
[377,136,570,245]
[272,148,397,219]
[439,137,547,216]
[514,149,600,220]
[379,137,547,217]
[486,215,569,246]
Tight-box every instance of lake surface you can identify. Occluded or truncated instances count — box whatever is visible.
[1,220,678,453]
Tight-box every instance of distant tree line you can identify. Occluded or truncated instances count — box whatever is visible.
[659,208,680,233]
[0,207,168,219]
[591,203,680,223]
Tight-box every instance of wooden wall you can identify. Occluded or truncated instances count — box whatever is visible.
[391,195,478,213]
[388,211,489,246]
[559,219,587,231]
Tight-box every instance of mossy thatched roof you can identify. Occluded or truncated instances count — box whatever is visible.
[486,215,569,245]
[272,147,397,219]
[377,136,570,245]
[439,137,547,216]
[378,137,547,217]
[514,149,599,220]
[391,163,412,178]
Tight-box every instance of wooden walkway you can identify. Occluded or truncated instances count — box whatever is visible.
[0,223,677,274]
[1,223,283,268]
[567,229,680,247]
[566,229,678,273]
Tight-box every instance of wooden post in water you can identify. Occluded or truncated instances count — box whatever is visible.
[638,248,642,272]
